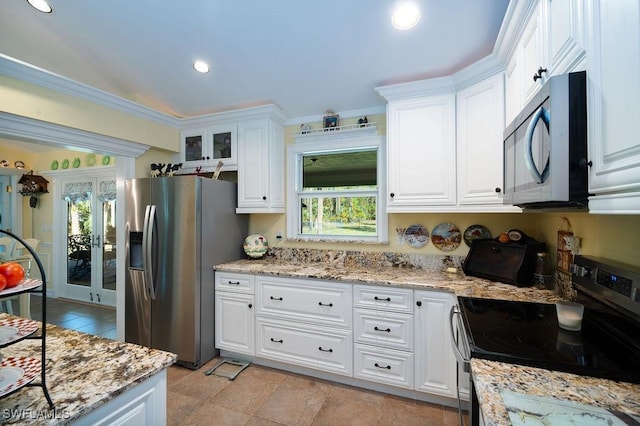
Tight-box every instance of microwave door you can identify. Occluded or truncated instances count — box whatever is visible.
[525,107,551,184]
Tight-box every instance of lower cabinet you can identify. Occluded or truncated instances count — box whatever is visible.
[214,272,466,403]
[414,290,458,398]
[256,317,353,376]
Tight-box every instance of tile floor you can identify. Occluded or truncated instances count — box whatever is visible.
[4,296,466,425]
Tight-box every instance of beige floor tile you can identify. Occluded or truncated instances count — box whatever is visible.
[208,372,280,415]
[180,403,252,426]
[327,382,386,405]
[169,367,231,401]
[283,373,336,394]
[167,364,195,386]
[245,416,286,426]
[379,395,449,425]
[240,364,291,384]
[254,383,327,426]
[312,395,383,426]
[166,390,203,426]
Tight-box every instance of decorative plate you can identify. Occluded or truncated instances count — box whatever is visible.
[0,357,41,398]
[403,224,429,249]
[102,155,111,165]
[0,278,42,296]
[0,318,39,347]
[507,229,525,242]
[243,233,268,258]
[72,157,81,168]
[463,224,492,247]
[431,223,462,252]
[0,160,8,168]
[51,160,59,170]
[86,154,96,167]
[14,161,24,169]
[61,159,69,169]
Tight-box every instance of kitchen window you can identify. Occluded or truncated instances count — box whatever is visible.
[286,135,387,243]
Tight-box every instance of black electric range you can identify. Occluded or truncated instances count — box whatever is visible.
[457,255,640,384]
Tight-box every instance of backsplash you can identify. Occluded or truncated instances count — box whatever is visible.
[264,247,465,270]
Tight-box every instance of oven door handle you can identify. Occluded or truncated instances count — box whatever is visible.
[449,305,471,373]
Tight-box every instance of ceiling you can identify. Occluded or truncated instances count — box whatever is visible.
[0,0,509,122]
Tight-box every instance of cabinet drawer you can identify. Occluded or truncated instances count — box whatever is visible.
[353,309,413,351]
[354,344,414,389]
[256,277,352,328]
[215,272,255,293]
[256,318,352,376]
[353,285,413,313]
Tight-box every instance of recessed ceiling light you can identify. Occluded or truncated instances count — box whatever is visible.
[27,0,53,13]
[193,61,210,73]
[392,4,420,30]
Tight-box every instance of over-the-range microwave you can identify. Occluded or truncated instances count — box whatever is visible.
[503,71,590,211]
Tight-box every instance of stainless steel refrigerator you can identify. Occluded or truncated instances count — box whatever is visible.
[124,176,247,369]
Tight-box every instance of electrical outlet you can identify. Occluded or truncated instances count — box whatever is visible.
[276,231,283,239]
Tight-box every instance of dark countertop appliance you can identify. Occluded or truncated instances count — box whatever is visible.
[451,255,640,425]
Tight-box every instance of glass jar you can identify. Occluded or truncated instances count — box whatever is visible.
[534,252,554,289]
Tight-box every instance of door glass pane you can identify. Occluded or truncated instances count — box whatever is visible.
[102,200,116,291]
[67,199,92,286]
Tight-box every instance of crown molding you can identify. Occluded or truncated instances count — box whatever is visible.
[178,104,287,128]
[0,112,150,157]
[284,105,385,127]
[0,53,181,128]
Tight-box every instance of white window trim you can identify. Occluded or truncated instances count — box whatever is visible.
[287,135,388,243]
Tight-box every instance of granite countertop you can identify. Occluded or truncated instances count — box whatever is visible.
[215,258,562,304]
[0,314,176,425]
[471,359,640,424]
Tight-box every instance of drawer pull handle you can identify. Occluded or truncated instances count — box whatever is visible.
[374,296,391,302]
[374,326,391,333]
[227,281,240,285]
[270,338,283,343]
[318,347,333,353]
[318,302,333,307]
[374,363,391,370]
[270,296,283,301]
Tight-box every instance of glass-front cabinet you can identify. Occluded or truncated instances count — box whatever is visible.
[180,125,237,171]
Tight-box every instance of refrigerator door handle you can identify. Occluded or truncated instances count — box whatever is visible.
[143,205,157,300]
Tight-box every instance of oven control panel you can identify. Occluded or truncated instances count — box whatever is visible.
[596,268,634,298]
[572,255,640,320]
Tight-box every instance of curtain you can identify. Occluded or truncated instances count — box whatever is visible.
[97,180,116,202]
[62,181,92,203]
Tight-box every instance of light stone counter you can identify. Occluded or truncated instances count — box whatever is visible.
[471,359,640,425]
[0,314,176,425]
[215,257,562,304]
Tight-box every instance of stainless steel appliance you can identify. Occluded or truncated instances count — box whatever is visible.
[451,255,640,425]
[503,71,589,210]
[124,176,248,369]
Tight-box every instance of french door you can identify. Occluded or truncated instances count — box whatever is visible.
[59,175,116,306]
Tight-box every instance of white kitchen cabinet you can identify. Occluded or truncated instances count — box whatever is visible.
[236,116,285,213]
[585,0,640,213]
[256,316,353,376]
[384,91,457,212]
[414,290,458,398]
[502,0,585,124]
[215,272,255,355]
[352,285,415,389]
[179,124,237,171]
[456,74,509,208]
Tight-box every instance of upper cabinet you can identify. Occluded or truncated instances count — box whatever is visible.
[179,105,286,213]
[237,115,285,213]
[180,125,237,171]
[377,70,519,213]
[381,83,457,212]
[501,0,586,124]
[456,73,508,207]
[585,0,640,213]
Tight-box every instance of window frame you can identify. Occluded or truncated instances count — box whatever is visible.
[286,135,388,243]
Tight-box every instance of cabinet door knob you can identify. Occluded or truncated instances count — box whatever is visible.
[416,301,422,307]
[495,187,501,193]
[390,193,395,198]
[248,303,253,309]
[533,67,548,82]
[262,196,267,201]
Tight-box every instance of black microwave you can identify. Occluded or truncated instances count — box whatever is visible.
[503,71,589,210]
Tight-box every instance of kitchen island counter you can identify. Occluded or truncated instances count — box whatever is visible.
[0,313,176,425]
[215,257,561,304]
[471,358,640,425]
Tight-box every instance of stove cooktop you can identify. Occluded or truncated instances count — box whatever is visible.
[458,297,640,384]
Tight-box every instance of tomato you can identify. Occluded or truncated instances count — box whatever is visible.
[0,274,6,291]
[0,262,25,288]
